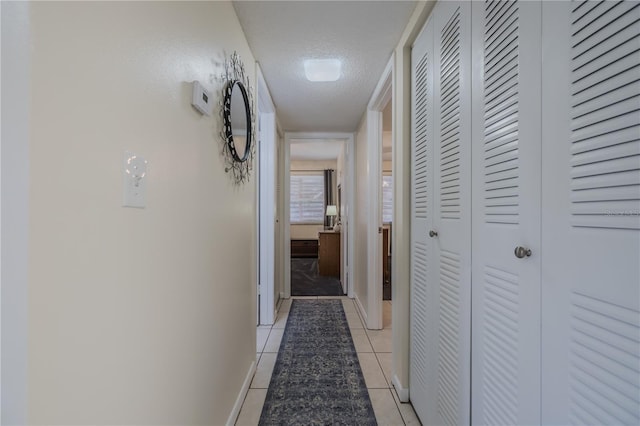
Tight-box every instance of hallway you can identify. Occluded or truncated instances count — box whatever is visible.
[4,1,638,424]
[236,297,419,425]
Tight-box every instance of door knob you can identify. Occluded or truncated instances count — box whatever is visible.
[429,230,438,238]
[514,246,532,259]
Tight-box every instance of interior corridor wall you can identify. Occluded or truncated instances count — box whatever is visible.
[354,115,370,317]
[26,2,256,424]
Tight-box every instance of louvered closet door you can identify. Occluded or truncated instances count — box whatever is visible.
[541,1,640,424]
[470,1,542,424]
[409,14,436,424]
[432,2,472,425]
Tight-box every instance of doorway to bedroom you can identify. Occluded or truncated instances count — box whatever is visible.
[284,133,355,299]
[289,140,343,296]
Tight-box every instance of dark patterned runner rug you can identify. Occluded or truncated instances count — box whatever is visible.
[258,299,377,425]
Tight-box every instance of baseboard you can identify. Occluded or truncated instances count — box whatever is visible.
[225,359,257,426]
[392,374,409,402]
[354,294,368,327]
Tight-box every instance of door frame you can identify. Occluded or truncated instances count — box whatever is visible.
[283,132,355,300]
[366,55,394,330]
[256,65,277,325]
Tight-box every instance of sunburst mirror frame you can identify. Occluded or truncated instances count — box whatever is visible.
[219,51,255,184]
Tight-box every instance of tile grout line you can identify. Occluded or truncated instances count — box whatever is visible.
[361,301,409,425]
[389,387,409,426]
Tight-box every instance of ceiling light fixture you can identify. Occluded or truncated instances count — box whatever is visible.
[304,59,342,82]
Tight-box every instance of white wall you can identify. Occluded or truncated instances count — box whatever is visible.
[25,2,256,424]
[1,2,30,423]
[354,115,370,314]
[383,131,393,172]
[290,160,337,171]
[337,146,346,189]
[290,224,324,240]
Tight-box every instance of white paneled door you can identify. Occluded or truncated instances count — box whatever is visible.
[470,1,542,424]
[432,2,472,426]
[541,1,640,424]
[410,1,472,425]
[410,12,435,424]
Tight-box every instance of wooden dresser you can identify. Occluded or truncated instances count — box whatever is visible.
[318,231,340,277]
[290,239,319,258]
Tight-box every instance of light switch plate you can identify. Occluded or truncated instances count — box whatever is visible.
[123,151,147,208]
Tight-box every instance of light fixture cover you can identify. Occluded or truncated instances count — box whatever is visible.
[326,205,338,216]
[304,59,341,82]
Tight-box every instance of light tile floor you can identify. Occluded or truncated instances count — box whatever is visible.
[235,296,421,426]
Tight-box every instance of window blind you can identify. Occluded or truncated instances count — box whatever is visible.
[383,174,393,223]
[290,172,325,224]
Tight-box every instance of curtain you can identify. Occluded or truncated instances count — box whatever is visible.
[323,169,335,228]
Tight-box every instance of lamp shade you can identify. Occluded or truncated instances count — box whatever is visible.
[326,205,338,217]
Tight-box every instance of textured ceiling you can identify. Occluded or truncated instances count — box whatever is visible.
[233,0,417,133]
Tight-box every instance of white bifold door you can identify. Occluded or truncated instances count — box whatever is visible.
[541,1,639,424]
[410,0,639,425]
[470,1,542,424]
[410,1,472,425]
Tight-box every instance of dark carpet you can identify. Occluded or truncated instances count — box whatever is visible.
[291,258,344,296]
[258,299,377,426]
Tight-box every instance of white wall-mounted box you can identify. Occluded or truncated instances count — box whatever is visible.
[191,81,212,116]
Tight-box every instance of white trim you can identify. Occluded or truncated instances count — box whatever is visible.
[368,56,394,111]
[257,64,277,326]
[364,54,394,330]
[283,135,292,299]
[345,138,355,299]
[276,132,285,301]
[354,293,369,327]
[366,110,383,330]
[287,132,354,140]
[256,64,275,114]
[392,374,410,403]
[225,360,257,426]
[254,67,261,326]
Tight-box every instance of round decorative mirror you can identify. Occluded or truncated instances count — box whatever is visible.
[219,51,254,184]
[223,80,252,163]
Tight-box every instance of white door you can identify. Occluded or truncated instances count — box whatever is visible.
[470,1,542,424]
[259,112,276,325]
[410,2,472,424]
[410,12,436,424]
[541,1,640,424]
[432,2,472,425]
